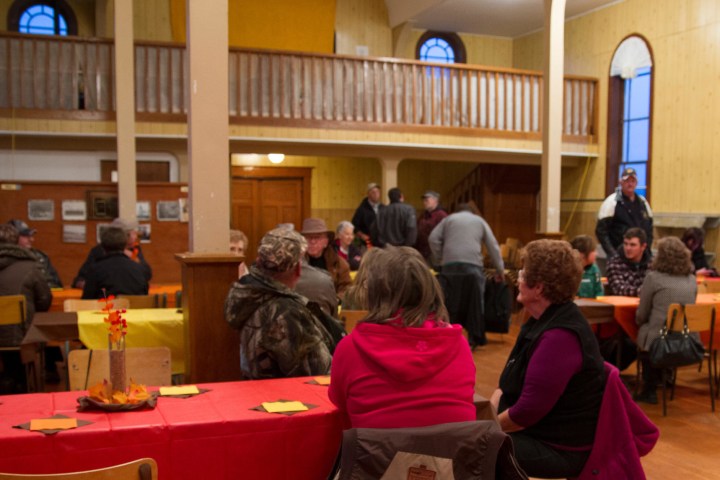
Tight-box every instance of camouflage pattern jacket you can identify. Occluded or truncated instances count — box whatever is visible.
[224,266,333,380]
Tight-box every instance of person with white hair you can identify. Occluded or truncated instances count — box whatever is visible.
[333,220,362,271]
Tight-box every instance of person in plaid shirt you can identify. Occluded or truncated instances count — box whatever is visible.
[605,227,650,297]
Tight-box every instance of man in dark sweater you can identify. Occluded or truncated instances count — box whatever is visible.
[81,227,149,299]
[372,187,417,247]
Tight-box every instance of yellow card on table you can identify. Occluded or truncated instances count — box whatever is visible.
[30,418,78,431]
[262,401,308,413]
[314,376,331,385]
[159,386,200,396]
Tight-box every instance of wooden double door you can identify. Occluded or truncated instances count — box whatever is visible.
[231,167,311,263]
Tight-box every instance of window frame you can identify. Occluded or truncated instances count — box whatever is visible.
[415,31,466,64]
[7,0,78,36]
[605,34,654,202]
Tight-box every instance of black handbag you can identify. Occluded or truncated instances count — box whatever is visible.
[648,309,705,368]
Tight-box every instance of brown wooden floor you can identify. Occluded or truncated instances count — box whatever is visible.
[474,318,720,480]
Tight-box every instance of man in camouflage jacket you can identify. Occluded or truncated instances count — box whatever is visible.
[224,227,333,380]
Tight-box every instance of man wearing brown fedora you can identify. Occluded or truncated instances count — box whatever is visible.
[300,218,352,297]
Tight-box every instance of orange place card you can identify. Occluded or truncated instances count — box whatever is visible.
[261,401,308,413]
[313,376,331,385]
[159,386,200,396]
[30,418,78,431]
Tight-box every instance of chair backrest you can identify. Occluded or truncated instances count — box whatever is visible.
[702,280,720,294]
[68,347,172,390]
[0,458,157,479]
[0,295,26,326]
[340,310,367,334]
[117,295,158,309]
[64,298,130,312]
[337,420,527,480]
[665,303,683,330]
[680,304,715,347]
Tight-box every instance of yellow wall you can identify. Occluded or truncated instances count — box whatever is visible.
[335,0,391,56]
[169,0,335,53]
[512,0,720,244]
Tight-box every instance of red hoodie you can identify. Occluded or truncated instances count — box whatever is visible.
[328,319,476,429]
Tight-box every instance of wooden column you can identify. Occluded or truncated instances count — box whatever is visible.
[539,0,566,235]
[175,254,243,383]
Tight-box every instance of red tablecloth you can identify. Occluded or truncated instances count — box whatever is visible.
[0,377,342,479]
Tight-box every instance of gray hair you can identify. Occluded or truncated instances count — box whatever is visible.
[336,220,354,235]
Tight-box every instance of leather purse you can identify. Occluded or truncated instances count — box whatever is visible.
[648,311,704,368]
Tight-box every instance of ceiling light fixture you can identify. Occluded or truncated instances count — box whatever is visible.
[268,153,285,164]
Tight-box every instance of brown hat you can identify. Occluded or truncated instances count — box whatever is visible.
[300,218,331,236]
[256,228,307,272]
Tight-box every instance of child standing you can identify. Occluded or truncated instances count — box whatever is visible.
[570,235,604,298]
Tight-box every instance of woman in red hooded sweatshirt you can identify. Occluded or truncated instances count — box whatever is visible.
[329,246,476,429]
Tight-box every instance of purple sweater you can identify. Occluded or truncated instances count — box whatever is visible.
[508,328,583,427]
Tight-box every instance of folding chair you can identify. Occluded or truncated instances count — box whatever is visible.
[0,295,40,392]
[0,457,157,479]
[339,310,367,334]
[117,294,159,309]
[63,298,130,312]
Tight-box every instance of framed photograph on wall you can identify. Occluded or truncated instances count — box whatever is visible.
[62,224,86,244]
[136,201,151,221]
[87,191,118,220]
[156,201,180,221]
[61,200,87,221]
[27,199,55,221]
[96,223,112,243]
[138,224,151,243]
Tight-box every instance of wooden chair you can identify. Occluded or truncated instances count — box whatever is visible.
[635,303,682,399]
[0,457,157,479]
[68,347,172,391]
[63,298,131,312]
[668,304,715,413]
[0,295,40,392]
[117,295,159,309]
[340,310,367,334]
[702,280,720,294]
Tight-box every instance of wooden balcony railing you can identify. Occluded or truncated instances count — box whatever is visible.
[0,32,598,141]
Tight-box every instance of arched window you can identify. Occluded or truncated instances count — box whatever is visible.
[416,31,466,64]
[606,35,653,199]
[7,0,78,36]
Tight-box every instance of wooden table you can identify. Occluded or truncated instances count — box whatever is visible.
[0,377,342,479]
[49,284,182,312]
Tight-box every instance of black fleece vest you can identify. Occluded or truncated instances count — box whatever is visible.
[498,302,605,447]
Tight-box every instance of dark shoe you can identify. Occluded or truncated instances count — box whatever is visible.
[634,389,658,405]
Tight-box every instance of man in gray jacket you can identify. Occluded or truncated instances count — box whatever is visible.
[429,204,504,344]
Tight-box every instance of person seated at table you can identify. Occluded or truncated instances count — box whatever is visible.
[570,234,604,298]
[0,224,52,393]
[73,218,152,289]
[328,246,476,429]
[224,227,336,380]
[681,227,718,277]
[333,221,362,271]
[81,227,150,299]
[7,219,62,288]
[229,229,249,278]
[491,239,605,478]
[634,236,697,404]
[605,227,651,297]
[300,218,352,297]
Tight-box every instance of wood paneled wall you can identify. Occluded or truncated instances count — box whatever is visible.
[335,0,392,56]
[0,182,188,286]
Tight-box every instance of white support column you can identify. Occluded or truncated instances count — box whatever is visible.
[114,0,136,220]
[539,0,566,234]
[379,157,402,198]
[186,0,229,252]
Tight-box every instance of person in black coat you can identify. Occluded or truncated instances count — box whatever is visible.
[81,227,149,299]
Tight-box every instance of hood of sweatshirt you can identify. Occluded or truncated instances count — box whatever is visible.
[349,320,466,383]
